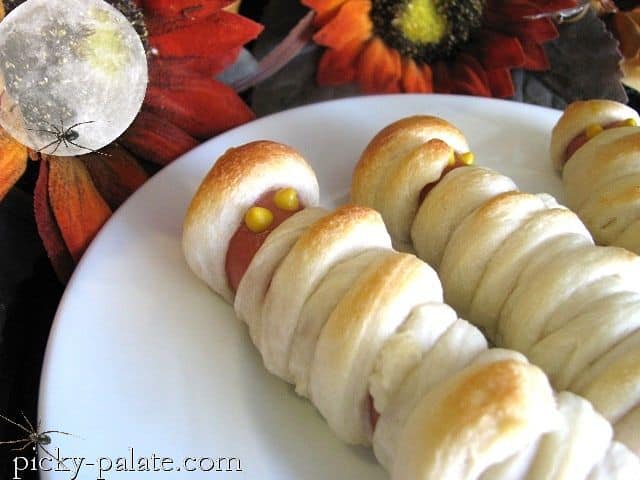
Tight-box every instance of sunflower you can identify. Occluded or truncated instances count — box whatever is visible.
[304,0,578,96]
[0,0,262,282]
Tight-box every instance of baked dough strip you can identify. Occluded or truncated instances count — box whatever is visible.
[352,116,640,458]
[183,140,639,479]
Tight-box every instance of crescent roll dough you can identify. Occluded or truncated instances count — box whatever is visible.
[351,114,640,458]
[288,248,389,397]
[260,205,392,380]
[309,252,442,444]
[183,141,319,302]
[392,350,557,480]
[184,139,640,479]
[551,100,640,254]
[235,207,327,346]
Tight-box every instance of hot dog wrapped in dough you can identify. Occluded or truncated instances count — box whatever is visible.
[184,140,639,478]
[352,115,640,458]
[550,99,640,253]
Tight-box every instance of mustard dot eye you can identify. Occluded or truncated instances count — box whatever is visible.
[274,187,300,211]
[460,151,475,165]
[245,206,274,233]
[623,118,638,127]
[585,124,604,139]
[447,148,456,167]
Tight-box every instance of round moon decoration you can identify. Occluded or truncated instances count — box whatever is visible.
[0,0,148,156]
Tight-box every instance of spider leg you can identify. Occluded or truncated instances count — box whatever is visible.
[66,120,96,131]
[14,440,35,452]
[37,139,61,154]
[39,444,70,470]
[0,439,29,445]
[50,123,61,136]
[41,430,73,436]
[48,140,63,156]
[20,412,35,433]
[0,414,31,434]
[67,139,110,157]
[27,129,59,136]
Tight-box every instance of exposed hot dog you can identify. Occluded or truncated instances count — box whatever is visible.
[226,188,304,291]
[564,119,637,163]
[418,152,475,202]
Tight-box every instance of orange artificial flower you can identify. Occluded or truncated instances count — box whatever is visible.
[304,0,578,97]
[0,0,263,281]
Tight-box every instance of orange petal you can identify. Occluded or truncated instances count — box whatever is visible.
[119,110,199,165]
[148,10,263,63]
[486,68,515,98]
[450,54,492,97]
[432,61,450,93]
[421,63,434,89]
[144,77,255,139]
[82,144,149,210]
[317,38,366,85]
[48,157,112,262]
[356,37,402,93]
[0,128,28,201]
[401,59,433,93]
[473,30,525,70]
[34,161,74,283]
[303,0,350,25]
[313,0,372,50]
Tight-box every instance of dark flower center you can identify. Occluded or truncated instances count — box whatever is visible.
[371,0,485,63]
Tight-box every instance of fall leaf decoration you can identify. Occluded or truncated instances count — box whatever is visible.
[303,0,580,97]
[0,129,27,201]
[0,0,263,282]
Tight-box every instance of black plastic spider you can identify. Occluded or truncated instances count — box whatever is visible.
[29,119,108,156]
[0,412,72,468]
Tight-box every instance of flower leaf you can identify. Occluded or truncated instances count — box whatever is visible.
[33,161,74,283]
[534,8,627,103]
[82,144,149,210]
[48,157,112,263]
[145,74,255,138]
[0,128,27,202]
[119,110,199,165]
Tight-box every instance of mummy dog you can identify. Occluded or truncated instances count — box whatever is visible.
[352,115,640,456]
[551,99,640,254]
[183,140,639,478]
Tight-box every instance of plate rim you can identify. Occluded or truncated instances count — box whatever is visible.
[37,93,564,478]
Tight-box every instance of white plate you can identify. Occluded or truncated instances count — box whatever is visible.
[39,94,562,480]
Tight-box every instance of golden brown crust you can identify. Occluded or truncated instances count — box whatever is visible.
[550,100,640,172]
[182,141,319,302]
[393,354,557,479]
[352,115,469,209]
[295,204,386,254]
[564,127,640,206]
[317,252,440,351]
[260,204,393,380]
[309,251,442,444]
[185,141,306,219]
